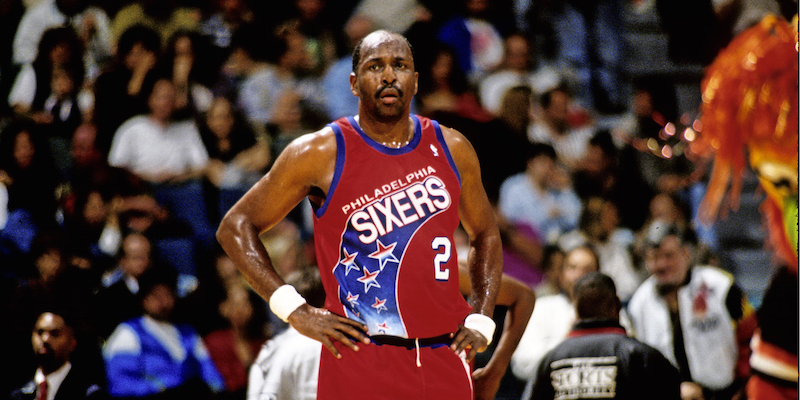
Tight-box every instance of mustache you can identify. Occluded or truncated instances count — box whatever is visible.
[375,84,403,99]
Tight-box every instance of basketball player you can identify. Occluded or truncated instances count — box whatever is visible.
[216,30,503,399]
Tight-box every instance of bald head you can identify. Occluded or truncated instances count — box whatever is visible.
[352,30,415,74]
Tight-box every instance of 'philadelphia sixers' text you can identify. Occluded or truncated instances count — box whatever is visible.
[343,166,452,244]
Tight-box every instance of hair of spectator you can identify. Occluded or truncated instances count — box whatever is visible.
[573,272,620,320]
[284,266,325,308]
[116,24,161,62]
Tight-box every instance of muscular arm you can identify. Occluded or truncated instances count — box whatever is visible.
[442,125,504,358]
[216,128,369,357]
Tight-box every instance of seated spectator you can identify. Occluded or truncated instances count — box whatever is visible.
[218,24,323,137]
[627,225,756,400]
[320,13,374,121]
[200,95,269,223]
[478,33,563,117]
[158,30,215,119]
[109,0,201,46]
[202,284,269,398]
[107,77,215,258]
[510,245,599,382]
[416,44,493,124]
[198,0,254,74]
[93,231,156,338]
[558,196,644,302]
[92,24,161,154]
[528,272,681,400]
[435,0,505,84]
[572,129,653,231]
[11,0,66,67]
[528,84,595,172]
[0,118,62,258]
[103,266,224,399]
[533,244,565,298]
[498,142,581,244]
[56,0,114,84]
[9,310,108,400]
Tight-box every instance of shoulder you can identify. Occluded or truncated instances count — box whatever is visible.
[627,278,657,310]
[692,265,734,284]
[280,126,337,160]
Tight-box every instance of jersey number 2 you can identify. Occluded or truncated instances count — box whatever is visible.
[432,237,451,281]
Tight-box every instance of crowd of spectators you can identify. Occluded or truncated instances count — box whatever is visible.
[0,0,787,399]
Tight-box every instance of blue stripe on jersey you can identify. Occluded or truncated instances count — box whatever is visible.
[431,119,461,185]
[315,123,347,218]
[345,115,422,155]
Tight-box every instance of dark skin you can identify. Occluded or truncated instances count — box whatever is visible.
[216,30,503,361]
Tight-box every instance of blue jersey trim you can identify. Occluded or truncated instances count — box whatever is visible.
[432,120,461,186]
[315,123,346,218]
[346,115,422,155]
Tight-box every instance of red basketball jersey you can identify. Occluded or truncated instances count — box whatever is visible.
[313,115,472,339]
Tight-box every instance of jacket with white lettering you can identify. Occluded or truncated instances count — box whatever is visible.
[529,319,681,400]
[312,115,471,339]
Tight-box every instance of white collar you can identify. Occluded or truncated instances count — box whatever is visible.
[35,362,72,399]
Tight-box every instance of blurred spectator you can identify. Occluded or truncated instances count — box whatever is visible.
[92,24,161,154]
[200,95,269,223]
[551,0,626,113]
[528,272,681,400]
[478,33,563,116]
[158,30,215,119]
[11,0,66,67]
[532,244,565,298]
[572,129,653,231]
[93,231,155,338]
[510,245,600,382]
[56,0,113,84]
[198,0,254,76]
[219,25,322,136]
[558,196,644,302]
[102,265,224,399]
[498,142,581,244]
[109,0,201,46]
[107,77,215,260]
[477,85,533,203]
[5,230,101,388]
[0,118,62,258]
[0,0,25,115]
[247,266,324,400]
[627,225,756,400]
[8,25,85,118]
[9,310,108,400]
[320,13,374,120]
[203,285,269,399]
[633,191,692,268]
[352,0,428,35]
[435,0,505,83]
[528,84,595,172]
[416,44,492,123]
[62,185,121,272]
[280,0,338,77]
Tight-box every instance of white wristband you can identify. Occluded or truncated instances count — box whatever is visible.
[464,313,496,345]
[269,285,307,322]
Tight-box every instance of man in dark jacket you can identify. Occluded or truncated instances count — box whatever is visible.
[529,272,681,400]
[10,310,107,400]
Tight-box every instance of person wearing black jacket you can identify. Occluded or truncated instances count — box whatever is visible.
[529,272,680,400]
[10,310,107,400]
